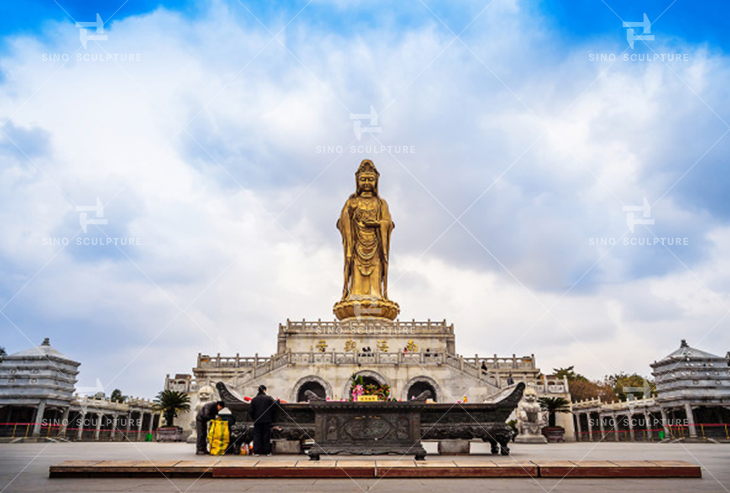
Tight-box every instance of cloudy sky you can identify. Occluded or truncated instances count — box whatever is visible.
[0,0,728,398]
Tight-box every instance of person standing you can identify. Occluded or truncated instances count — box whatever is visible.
[249,385,278,456]
[195,400,224,455]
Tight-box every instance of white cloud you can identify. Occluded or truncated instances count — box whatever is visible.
[1,2,729,396]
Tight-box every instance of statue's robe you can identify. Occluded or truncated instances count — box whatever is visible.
[337,194,394,300]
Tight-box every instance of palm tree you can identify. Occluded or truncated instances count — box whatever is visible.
[538,397,571,428]
[154,390,190,427]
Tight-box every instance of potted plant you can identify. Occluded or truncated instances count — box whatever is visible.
[154,390,190,441]
[538,396,570,442]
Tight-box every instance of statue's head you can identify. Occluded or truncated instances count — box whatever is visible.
[523,386,537,403]
[198,385,213,402]
[355,159,379,196]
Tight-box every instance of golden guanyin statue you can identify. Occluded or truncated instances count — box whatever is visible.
[333,159,400,321]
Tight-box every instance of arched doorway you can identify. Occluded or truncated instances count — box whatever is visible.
[297,381,327,402]
[293,376,332,402]
[407,381,437,401]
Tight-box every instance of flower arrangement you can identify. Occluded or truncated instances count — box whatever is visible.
[349,374,392,401]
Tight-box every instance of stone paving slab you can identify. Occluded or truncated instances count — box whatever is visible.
[538,459,701,479]
[49,459,701,479]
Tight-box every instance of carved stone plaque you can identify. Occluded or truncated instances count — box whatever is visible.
[309,401,426,460]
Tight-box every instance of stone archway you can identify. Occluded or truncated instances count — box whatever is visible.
[343,370,388,399]
[404,376,440,402]
[292,376,332,402]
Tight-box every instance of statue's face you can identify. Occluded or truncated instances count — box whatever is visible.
[524,393,537,403]
[199,389,212,401]
[357,173,377,193]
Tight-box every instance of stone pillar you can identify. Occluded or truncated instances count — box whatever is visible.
[660,407,670,438]
[148,413,155,437]
[94,413,103,441]
[586,412,593,442]
[599,414,606,440]
[76,412,86,440]
[575,413,583,441]
[110,414,118,441]
[627,412,635,441]
[643,410,652,441]
[612,413,619,441]
[31,400,47,437]
[136,412,144,441]
[125,412,132,440]
[685,402,697,438]
[59,406,71,437]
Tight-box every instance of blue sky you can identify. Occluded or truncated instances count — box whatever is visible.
[2,0,728,48]
[1,0,729,399]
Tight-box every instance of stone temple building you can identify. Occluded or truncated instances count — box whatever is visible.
[167,160,574,440]
[0,338,159,441]
[170,321,574,440]
[572,340,730,442]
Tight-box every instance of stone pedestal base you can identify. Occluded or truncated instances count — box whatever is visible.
[273,439,302,454]
[437,439,470,455]
[333,299,400,321]
[515,434,547,444]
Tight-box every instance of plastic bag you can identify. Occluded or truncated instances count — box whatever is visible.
[207,418,229,456]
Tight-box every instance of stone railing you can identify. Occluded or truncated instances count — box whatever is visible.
[463,355,537,370]
[532,377,570,395]
[71,395,158,412]
[571,396,658,414]
[279,318,455,335]
[198,351,552,391]
[571,397,603,411]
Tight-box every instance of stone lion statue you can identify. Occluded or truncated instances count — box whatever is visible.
[187,385,215,443]
[515,386,548,442]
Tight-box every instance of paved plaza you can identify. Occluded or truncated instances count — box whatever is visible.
[1,442,728,492]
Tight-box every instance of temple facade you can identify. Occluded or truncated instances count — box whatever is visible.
[169,318,574,439]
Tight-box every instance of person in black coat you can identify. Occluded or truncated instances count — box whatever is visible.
[195,400,224,455]
[248,385,279,456]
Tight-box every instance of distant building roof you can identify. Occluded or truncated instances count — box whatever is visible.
[9,338,77,363]
[652,339,725,367]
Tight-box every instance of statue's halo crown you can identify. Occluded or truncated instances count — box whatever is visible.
[356,159,379,177]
